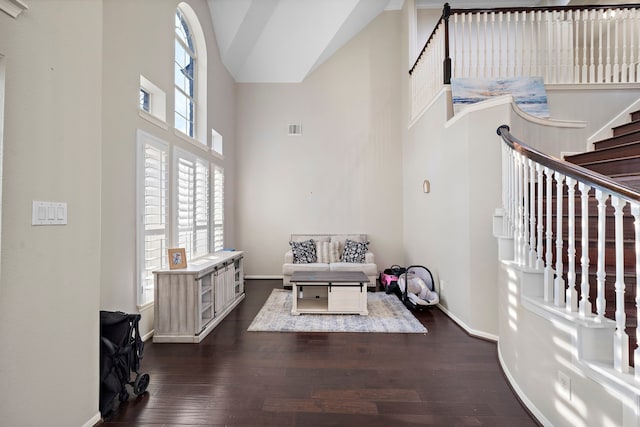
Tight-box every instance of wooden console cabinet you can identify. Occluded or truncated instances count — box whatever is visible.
[153,251,244,343]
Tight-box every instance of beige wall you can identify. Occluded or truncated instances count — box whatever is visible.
[0,0,237,425]
[236,11,404,277]
[0,1,103,425]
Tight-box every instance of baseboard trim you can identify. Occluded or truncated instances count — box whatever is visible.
[436,304,499,342]
[245,274,283,280]
[497,345,551,427]
[82,412,102,427]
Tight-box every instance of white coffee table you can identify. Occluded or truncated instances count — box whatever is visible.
[290,271,369,315]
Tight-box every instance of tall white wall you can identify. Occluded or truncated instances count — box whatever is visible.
[0,1,103,426]
[236,11,404,277]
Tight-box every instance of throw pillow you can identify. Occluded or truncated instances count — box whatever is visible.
[290,239,317,264]
[316,241,330,263]
[341,239,369,263]
[329,240,341,263]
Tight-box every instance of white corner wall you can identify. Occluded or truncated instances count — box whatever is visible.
[235,11,404,277]
[404,92,511,336]
[0,1,103,426]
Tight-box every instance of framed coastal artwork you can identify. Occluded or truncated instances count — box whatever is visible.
[451,77,550,118]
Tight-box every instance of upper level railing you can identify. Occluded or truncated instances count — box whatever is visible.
[497,125,640,379]
[410,3,640,120]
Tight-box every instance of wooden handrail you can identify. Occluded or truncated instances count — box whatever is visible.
[409,3,449,76]
[409,3,640,78]
[496,125,640,203]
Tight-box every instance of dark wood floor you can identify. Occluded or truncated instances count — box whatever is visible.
[98,280,540,427]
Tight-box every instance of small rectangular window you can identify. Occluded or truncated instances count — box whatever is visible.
[140,88,150,112]
[212,129,223,157]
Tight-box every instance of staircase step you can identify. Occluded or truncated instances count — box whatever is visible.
[574,155,640,178]
[631,110,640,122]
[613,175,640,191]
[565,141,640,165]
[594,129,640,150]
[613,119,640,137]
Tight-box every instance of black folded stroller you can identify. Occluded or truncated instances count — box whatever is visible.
[99,311,150,418]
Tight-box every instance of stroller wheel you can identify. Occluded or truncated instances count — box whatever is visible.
[133,373,150,395]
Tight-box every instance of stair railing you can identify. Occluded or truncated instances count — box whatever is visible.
[497,124,639,378]
[410,3,640,120]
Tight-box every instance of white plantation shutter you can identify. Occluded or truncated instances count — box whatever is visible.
[137,131,168,306]
[213,166,224,251]
[194,158,209,256]
[176,150,210,259]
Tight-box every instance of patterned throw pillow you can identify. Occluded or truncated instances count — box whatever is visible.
[289,239,317,264]
[341,239,369,263]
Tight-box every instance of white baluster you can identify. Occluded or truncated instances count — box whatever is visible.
[566,177,578,312]
[552,10,558,83]
[631,202,640,381]
[490,12,496,78]
[483,12,489,78]
[506,12,512,77]
[582,9,588,82]
[523,155,531,267]
[514,11,520,77]
[530,11,536,77]
[589,9,596,83]
[574,10,581,82]
[611,196,629,373]
[555,172,566,307]
[476,13,481,78]
[613,9,620,83]
[544,167,555,302]
[598,11,604,82]
[498,12,504,77]
[537,11,543,78]
[606,11,612,82]
[621,9,628,83]
[509,149,516,238]
[460,13,467,78]
[629,9,636,83]
[469,13,475,78]
[529,160,537,268]
[516,153,524,265]
[579,182,592,317]
[595,189,608,319]
[536,163,544,270]
[521,11,531,76]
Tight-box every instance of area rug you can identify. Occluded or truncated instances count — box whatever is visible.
[247,289,427,333]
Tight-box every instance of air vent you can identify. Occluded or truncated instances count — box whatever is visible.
[288,124,302,136]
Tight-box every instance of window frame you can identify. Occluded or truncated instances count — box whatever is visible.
[173,3,207,147]
[136,130,169,307]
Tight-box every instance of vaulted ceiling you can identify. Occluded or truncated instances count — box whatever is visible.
[207,0,570,83]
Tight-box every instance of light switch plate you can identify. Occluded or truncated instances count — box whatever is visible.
[32,201,67,225]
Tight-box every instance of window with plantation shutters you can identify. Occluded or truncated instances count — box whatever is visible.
[175,149,209,260]
[175,7,196,139]
[137,131,168,306]
[213,166,224,252]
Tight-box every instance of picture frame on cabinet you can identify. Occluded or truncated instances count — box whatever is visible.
[168,248,187,269]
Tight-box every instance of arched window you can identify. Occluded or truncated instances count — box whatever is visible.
[174,3,207,143]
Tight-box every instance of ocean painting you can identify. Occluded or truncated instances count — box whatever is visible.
[451,77,550,118]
